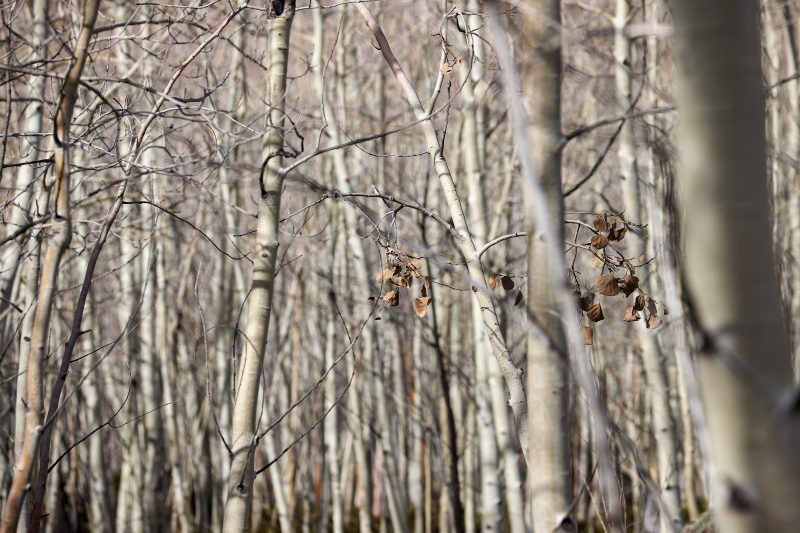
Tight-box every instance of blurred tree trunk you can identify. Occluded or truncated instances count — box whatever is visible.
[614,1,681,529]
[521,1,573,530]
[671,1,800,530]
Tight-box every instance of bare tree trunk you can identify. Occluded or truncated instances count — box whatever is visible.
[614,2,681,529]
[323,225,343,533]
[671,1,800,530]
[222,2,295,531]
[1,2,99,530]
[459,10,503,530]
[520,2,573,530]
[78,257,112,533]
[353,1,530,473]
[0,0,48,347]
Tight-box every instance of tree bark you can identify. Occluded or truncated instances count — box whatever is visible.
[671,1,800,530]
[222,2,295,531]
[1,2,99,530]
[521,2,574,530]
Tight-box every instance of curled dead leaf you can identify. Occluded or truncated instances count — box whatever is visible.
[383,289,400,306]
[580,292,595,312]
[514,290,523,307]
[647,297,658,316]
[488,274,498,290]
[618,274,639,297]
[375,268,394,283]
[608,225,627,241]
[413,296,432,317]
[591,234,609,249]
[633,294,645,311]
[646,314,662,329]
[501,275,515,290]
[594,274,620,297]
[623,307,641,322]
[593,213,609,233]
[582,326,594,345]
[587,303,604,322]
[421,278,430,298]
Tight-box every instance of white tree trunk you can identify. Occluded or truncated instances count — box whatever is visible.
[222,3,295,531]
[672,1,800,530]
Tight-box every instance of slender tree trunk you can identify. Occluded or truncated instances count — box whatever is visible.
[353,1,530,473]
[222,2,295,531]
[520,2,573,530]
[323,225,344,533]
[0,0,49,348]
[78,257,112,533]
[614,2,681,529]
[1,2,99,530]
[671,1,800,530]
[459,12,503,530]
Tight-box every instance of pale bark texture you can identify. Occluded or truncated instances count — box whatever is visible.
[352,1,530,471]
[672,1,800,530]
[0,0,49,349]
[614,1,681,529]
[222,2,295,532]
[1,1,99,530]
[521,2,573,531]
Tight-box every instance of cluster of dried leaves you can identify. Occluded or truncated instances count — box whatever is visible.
[374,248,431,318]
[576,213,665,345]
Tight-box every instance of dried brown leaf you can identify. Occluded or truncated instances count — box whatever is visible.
[587,303,605,322]
[375,268,394,283]
[591,234,609,249]
[488,274,498,290]
[514,290,523,307]
[633,294,645,311]
[413,296,432,317]
[594,274,620,297]
[618,274,639,297]
[593,213,608,232]
[646,314,662,329]
[647,297,658,316]
[608,226,627,241]
[501,275,515,290]
[580,292,595,311]
[624,307,641,322]
[591,253,605,268]
[582,326,594,345]
[421,278,430,298]
[383,289,400,306]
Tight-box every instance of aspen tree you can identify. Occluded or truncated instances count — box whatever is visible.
[222,2,295,531]
[672,1,800,530]
[1,2,100,530]
[521,2,573,530]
